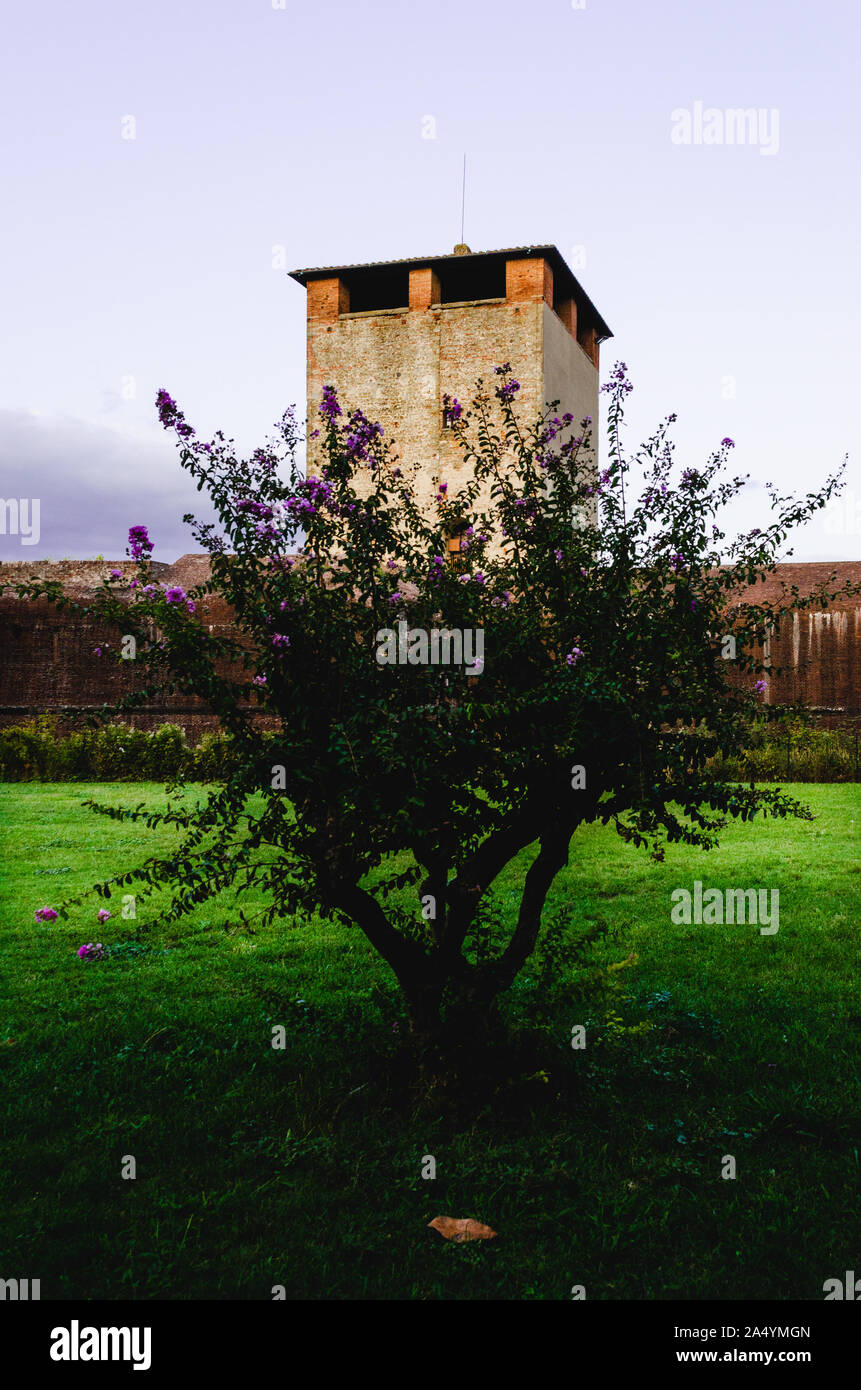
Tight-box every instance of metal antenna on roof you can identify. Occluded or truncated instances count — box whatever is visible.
[453,156,470,254]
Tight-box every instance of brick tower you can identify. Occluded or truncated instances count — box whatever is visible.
[289,244,611,517]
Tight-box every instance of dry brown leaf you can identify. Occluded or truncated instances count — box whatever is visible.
[428,1215,497,1242]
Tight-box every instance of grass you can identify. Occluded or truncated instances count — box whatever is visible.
[0,781,859,1301]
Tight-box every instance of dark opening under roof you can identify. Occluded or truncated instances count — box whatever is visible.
[288,244,612,341]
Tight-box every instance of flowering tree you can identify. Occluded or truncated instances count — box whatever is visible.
[12,366,855,1063]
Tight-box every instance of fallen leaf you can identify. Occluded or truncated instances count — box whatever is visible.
[428,1215,497,1242]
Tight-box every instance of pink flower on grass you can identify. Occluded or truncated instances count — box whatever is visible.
[35,906,58,923]
[97,908,111,924]
[77,942,106,961]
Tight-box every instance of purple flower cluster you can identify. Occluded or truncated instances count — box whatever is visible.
[236,499,273,521]
[320,385,342,421]
[344,409,384,462]
[601,361,633,396]
[128,525,154,561]
[77,942,106,961]
[98,908,111,924]
[669,552,687,573]
[585,468,613,497]
[165,585,195,613]
[566,647,584,667]
[496,378,521,404]
[156,388,195,439]
[442,395,463,426]
[35,906,58,923]
[272,633,290,651]
[286,474,333,518]
[722,437,735,448]
[251,447,278,474]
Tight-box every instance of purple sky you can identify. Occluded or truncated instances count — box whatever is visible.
[1,0,858,561]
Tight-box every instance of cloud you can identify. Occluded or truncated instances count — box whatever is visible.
[0,410,218,561]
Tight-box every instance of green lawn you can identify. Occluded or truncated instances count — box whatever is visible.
[0,782,858,1300]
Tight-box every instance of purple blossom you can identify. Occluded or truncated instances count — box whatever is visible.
[320,385,342,421]
[286,475,333,516]
[722,437,735,448]
[497,378,521,403]
[109,568,122,580]
[156,389,195,439]
[128,525,154,561]
[553,549,562,561]
[165,587,186,604]
[669,553,687,573]
[253,675,267,686]
[272,634,290,651]
[35,906,58,923]
[566,647,584,667]
[97,909,111,924]
[77,942,106,961]
[236,499,274,520]
[754,679,768,695]
[600,363,632,397]
[344,409,384,462]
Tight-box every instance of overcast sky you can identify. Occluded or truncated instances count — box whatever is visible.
[1,0,858,561]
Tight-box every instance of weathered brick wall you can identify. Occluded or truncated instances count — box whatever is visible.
[1,558,859,737]
[306,297,545,512]
[0,556,246,742]
[304,255,599,538]
[727,562,861,717]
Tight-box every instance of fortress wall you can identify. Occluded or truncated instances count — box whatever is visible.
[1,557,859,741]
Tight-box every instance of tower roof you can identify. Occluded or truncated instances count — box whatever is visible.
[289,245,612,341]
